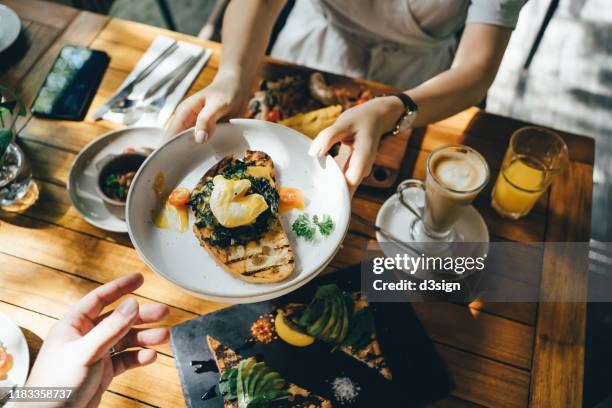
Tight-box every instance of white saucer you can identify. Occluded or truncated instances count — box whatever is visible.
[0,312,29,388]
[375,189,489,278]
[68,127,164,233]
[0,5,21,54]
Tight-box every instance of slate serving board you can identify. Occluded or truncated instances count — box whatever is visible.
[171,265,452,407]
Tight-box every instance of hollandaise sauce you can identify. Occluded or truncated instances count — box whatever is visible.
[153,171,165,199]
[150,172,189,233]
[152,201,189,233]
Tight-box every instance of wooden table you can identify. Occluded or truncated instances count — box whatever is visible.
[0,1,594,407]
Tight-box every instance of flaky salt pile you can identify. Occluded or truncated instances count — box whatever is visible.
[331,376,360,404]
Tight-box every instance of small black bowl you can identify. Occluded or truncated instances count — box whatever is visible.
[96,153,146,207]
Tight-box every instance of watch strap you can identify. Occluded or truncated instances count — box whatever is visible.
[390,93,418,135]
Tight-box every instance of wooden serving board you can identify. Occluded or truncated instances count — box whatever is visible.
[254,60,409,188]
[170,265,451,408]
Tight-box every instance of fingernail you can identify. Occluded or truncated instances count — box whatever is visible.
[117,298,138,317]
[195,130,207,143]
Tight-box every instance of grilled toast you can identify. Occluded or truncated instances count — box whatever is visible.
[206,336,332,408]
[190,151,294,283]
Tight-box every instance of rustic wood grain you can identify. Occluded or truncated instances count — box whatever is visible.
[0,20,62,88]
[0,0,78,29]
[0,252,199,356]
[530,161,592,407]
[437,344,530,408]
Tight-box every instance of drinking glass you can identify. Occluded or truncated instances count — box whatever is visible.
[491,127,568,219]
[0,87,38,212]
[399,144,490,242]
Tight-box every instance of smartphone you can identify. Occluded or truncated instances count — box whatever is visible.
[31,45,109,121]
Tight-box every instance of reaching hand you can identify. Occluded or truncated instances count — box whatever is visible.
[164,72,251,144]
[23,273,169,407]
[308,96,404,195]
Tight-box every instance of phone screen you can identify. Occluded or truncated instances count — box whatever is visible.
[31,46,109,121]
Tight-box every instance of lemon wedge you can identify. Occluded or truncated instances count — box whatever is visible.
[275,311,314,347]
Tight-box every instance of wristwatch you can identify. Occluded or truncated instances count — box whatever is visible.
[390,93,418,135]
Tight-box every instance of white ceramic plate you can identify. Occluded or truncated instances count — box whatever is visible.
[0,5,20,54]
[126,119,351,303]
[0,312,29,388]
[68,127,164,233]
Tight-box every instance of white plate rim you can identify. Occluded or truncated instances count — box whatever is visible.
[0,312,29,388]
[67,126,165,233]
[126,119,351,303]
[0,5,21,54]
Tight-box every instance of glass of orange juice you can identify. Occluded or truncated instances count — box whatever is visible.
[491,127,568,219]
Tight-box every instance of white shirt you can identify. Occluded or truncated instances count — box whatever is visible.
[271,0,526,89]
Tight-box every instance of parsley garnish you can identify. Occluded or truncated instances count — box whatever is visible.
[292,213,335,240]
[292,213,316,241]
[313,214,334,236]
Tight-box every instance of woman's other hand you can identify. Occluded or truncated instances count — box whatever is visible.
[308,96,404,195]
[23,273,169,407]
[164,72,251,143]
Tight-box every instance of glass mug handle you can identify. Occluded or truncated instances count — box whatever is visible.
[397,179,425,220]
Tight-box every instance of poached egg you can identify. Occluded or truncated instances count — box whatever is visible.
[210,175,268,228]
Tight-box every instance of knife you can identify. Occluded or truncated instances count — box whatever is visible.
[142,49,204,101]
[91,40,179,120]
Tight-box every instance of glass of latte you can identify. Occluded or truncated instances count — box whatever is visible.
[398,145,489,242]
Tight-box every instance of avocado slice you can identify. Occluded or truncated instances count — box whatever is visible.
[338,293,354,343]
[306,299,332,337]
[298,298,324,328]
[236,358,255,408]
[247,362,266,396]
[255,372,286,404]
[328,296,348,343]
[319,297,339,342]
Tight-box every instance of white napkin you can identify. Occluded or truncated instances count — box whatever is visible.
[102,35,212,127]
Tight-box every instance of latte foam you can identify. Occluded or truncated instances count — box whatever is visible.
[431,152,487,192]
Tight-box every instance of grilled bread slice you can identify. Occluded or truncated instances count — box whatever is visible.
[191,151,294,283]
[206,336,332,408]
[338,295,392,381]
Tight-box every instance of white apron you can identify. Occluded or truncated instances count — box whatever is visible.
[270,0,459,89]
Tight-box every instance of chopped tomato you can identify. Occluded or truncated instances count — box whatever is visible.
[168,187,191,207]
[354,97,369,106]
[0,348,7,369]
[278,187,304,213]
[266,109,281,122]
